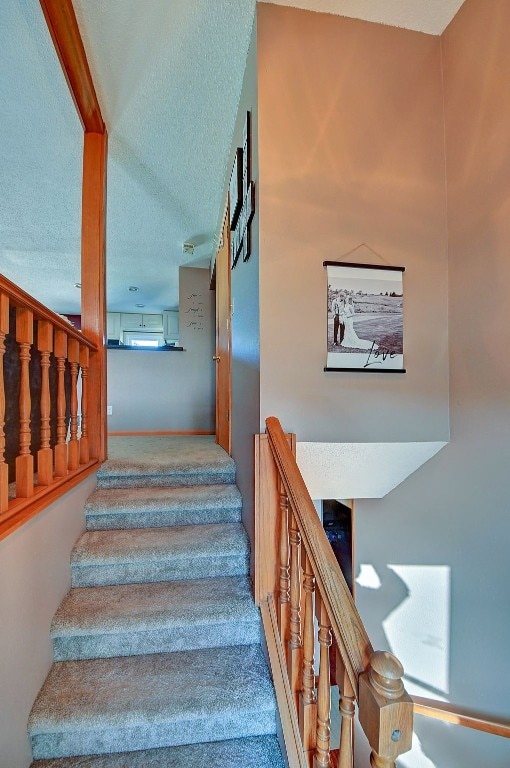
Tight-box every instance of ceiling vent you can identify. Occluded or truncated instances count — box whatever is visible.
[182,242,195,255]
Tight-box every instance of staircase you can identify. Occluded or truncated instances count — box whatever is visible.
[28,436,285,766]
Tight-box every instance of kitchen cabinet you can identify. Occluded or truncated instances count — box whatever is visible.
[121,313,163,330]
[163,310,179,341]
[107,312,121,341]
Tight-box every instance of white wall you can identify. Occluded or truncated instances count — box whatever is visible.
[0,474,96,768]
[106,267,215,433]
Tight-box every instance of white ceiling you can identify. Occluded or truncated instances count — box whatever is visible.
[0,0,83,314]
[1,0,465,314]
[258,0,466,35]
[297,440,447,499]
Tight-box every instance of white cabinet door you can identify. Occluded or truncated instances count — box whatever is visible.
[121,313,143,329]
[142,314,163,330]
[107,312,121,341]
[163,310,179,340]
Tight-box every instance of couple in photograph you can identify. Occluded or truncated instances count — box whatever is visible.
[332,292,376,350]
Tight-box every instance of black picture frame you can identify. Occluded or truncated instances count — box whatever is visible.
[324,261,406,373]
[229,147,243,231]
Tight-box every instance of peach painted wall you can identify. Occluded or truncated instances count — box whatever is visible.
[257,4,449,443]
[228,18,260,567]
[353,1,510,764]
[257,4,510,765]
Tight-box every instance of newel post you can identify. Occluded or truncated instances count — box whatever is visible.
[358,651,413,768]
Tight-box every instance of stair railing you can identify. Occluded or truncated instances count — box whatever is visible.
[0,274,99,539]
[255,417,413,768]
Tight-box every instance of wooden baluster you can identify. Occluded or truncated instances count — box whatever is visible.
[335,645,355,768]
[314,595,332,768]
[359,651,413,768]
[0,292,8,512]
[278,482,291,648]
[67,339,80,471]
[79,344,89,464]
[67,338,80,471]
[16,308,34,498]
[299,550,317,766]
[287,509,303,711]
[54,330,68,477]
[37,321,54,486]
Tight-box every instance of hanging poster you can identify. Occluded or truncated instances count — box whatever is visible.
[324,261,405,372]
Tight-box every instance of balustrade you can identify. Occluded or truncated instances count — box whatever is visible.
[0,292,8,513]
[256,416,414,768]
[0,274,98,539]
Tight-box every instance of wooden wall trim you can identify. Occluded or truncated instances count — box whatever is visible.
[81,131,107,462]
[260,597,307,768]
[0,461,98,541]
[108,431,215,437]
[39,0,104,132]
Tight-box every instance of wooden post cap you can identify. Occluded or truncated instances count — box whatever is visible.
[358,651,413,762]
[368,651,405,699]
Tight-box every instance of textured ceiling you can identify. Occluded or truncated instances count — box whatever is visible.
[72,0,256,312]
[1,0,466,314]
[0,0,83,314]
[297,441,447,499]
[258,0,466,35]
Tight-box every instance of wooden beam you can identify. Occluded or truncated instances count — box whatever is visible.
[81,131,107,462]
[39,0,104,132]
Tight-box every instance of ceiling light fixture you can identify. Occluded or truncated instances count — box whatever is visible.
[136,303,145,308]
[129,286,139,292]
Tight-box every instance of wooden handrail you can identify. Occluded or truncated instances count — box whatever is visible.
[413,696,510,738]
[265,416,372,696]
[258,419,508,766]
[260,417,414,768]
[0,274,96,352]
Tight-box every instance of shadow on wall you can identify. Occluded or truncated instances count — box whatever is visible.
[355,561,510,767]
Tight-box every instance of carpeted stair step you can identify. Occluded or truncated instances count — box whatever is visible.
[96,438,236,490]
[51,576,261,660]
[29,645,278,759]
[71,523,249,587]
[85,484,242,531]
[30,734,285,767]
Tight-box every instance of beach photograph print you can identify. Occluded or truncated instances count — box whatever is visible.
[325,261,405,372]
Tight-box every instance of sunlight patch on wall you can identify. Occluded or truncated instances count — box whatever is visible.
[398,732,436,768]
[356,563,382,590]
[383,565,451,698]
